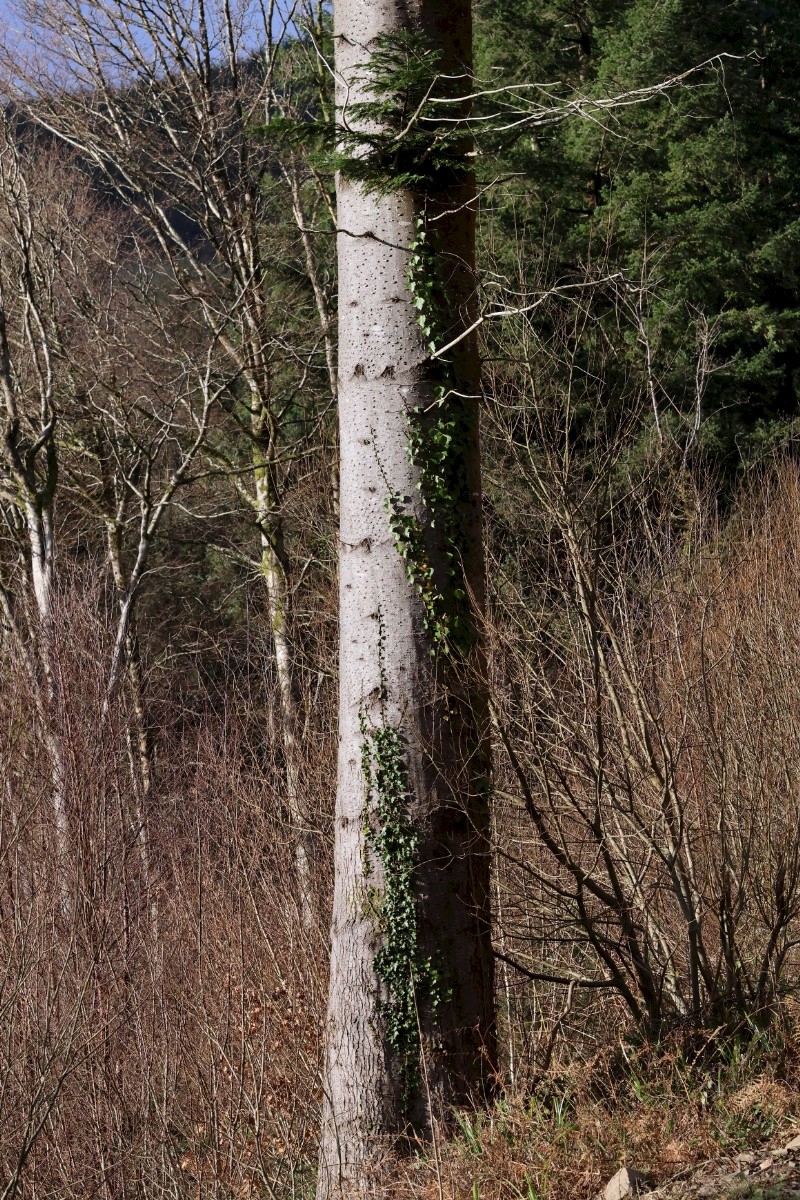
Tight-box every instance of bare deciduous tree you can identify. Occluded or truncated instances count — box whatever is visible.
[483,267,800,1042]
[8,0,336,920]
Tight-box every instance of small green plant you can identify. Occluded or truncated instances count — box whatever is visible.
[454,1110,485,1157]
[360,718,448,1101]
[507,1179,543,1200]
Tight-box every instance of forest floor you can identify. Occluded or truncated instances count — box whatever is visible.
[647,1136,800,1200]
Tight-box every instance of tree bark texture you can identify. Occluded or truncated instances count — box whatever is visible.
[318,2,495,1194]
[252,430,315,928]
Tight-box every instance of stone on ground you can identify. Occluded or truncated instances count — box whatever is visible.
[602,1167,653,1200]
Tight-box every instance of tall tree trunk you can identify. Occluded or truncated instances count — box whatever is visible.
[27,501,71,915]
[105,522,158,938]
[318,3,495,1194]
[252,428,315,928]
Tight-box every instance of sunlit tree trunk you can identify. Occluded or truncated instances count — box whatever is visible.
[318,2,495,1194]
[252,411,314,928]
[0,129,70,907]
[105,522,157,935]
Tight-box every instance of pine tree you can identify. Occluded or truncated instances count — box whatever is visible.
[477,0,800,471]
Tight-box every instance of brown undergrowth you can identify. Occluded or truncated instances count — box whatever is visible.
[0,585,332,1198]
[3,467,800,1198]
[378,1001,800,1200]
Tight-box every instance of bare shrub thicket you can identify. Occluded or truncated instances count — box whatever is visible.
[0,72,337,1200]
[6,0,338,921]
[484,272,800,1072]
[0,583,332,1199]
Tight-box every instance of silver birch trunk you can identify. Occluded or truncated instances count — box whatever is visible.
[252,436,314,928]
[0,135,69,910]
[318,3,494,1194]
[106,523,158,935]
[26,499,71,912]
[287,167,340,516]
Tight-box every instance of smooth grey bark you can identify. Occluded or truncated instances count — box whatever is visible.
[318,3,495,1195]
[251,403,315,928]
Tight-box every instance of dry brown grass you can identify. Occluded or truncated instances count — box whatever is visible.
[357,1004,800,1200]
